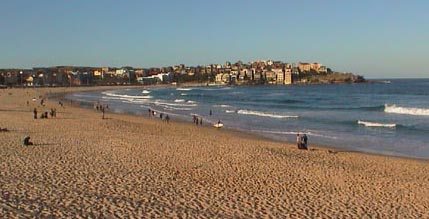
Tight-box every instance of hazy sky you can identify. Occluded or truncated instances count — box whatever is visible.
[1,0,428,78]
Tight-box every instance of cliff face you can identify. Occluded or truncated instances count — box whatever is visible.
[296,72,366,84]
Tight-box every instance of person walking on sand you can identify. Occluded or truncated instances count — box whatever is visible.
[199,117,203,125]
[296,133,301,149]
[33,108,37,119]
[165,114,170,123]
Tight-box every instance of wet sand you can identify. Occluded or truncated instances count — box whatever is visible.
[0,87,428,218]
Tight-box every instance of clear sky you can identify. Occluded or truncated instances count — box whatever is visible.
[1,0,428,78]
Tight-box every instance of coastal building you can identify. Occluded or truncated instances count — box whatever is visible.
[93,69,102,78]
[134,69,145,77]
[292,67,300,75]
[115,69,127,76]
[215,73,223,84]
[276,71,284,84]
[285,68,292,84]
[265,70,276,83]
[239,68,250,81]
[298,62,311,72]
[137,72,172,85]
[318,65,328,73]
[311,63,321,72]
[221,73,230,83]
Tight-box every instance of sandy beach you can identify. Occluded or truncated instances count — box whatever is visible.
[0,87,428,218]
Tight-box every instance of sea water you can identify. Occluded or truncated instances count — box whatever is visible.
[67,79,429,159]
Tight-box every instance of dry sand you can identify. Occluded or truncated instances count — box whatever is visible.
[0,87,428,218]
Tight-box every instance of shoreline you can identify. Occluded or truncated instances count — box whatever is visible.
[62,85,427,161]
[1,86,428,218]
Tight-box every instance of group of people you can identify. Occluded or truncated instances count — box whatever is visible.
[33,108,57,119]
[148,109,170,123]
[94,102,108,119]
[296,133,308,150]
[94,102,108,112]
[192,115,203,125]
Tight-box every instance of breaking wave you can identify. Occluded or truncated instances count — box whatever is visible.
[214,104,231,108]
[176,88,192,91]
[102,91,152,99]
[357,120,396,128]
[142,90,151,94]
[237,110,299,119]
[384,104,429,116]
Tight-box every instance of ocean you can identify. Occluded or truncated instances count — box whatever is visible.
[66,79,429,159]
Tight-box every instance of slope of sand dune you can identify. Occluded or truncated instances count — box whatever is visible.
[0,87,428,218]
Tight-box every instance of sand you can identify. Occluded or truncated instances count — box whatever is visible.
[0,87,428,218]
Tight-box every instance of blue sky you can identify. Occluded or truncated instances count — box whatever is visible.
[1,0,428,78]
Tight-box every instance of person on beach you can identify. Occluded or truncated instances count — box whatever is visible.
[0,127,9,132]
[300,134,308,150]
[44,111,48,119]
[199,117,203,125]
[23,136,33,146]
[33,108,38,119]
[303,134,308,149]
[296,133,302,149]
[101,106,105,119]
[160,113,163,120]
[209,110,212,116]
[165,114,170,123]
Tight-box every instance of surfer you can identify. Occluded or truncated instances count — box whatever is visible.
[214,120,223,128]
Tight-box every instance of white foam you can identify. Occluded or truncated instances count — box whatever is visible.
[225,110,236,113]
[187,100,196,103]
[384,104,429,116]
[142,90,151,94]
[102,91,152,99]
[237,110,299,119]
[249,129,338,139]
[358,120,396,128]
[214,104,231,108]
[174,99,185,103]
[163,106,192,111]
[154,101,197,107]
[176,88,192,91]
[180,93,188,96]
